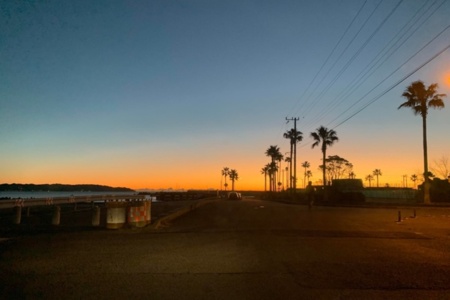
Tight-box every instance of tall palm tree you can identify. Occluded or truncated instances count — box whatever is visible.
[410,174,418,189]
[398,80,446,204]
[265,145,281,192]
[301,161,310,188]
[365,174,374,187]
[283,128,303,192]
[283,130,294,191]
[305,170,312,182]
[310,126,339,187]
[265,145,280,162]
[284,157,291,190]
[275,152,284,191]
[221,167,230,191]
[267,161,278,192]
[373,169,382,187]
[229,169,239,191]
[261,165,270,192]
[285,166,289,190]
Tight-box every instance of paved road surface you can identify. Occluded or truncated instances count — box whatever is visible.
[1,198,450,299]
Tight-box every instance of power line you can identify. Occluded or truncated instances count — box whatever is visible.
[289,0,369,116]
[275,0,450,154]
[302,0,404,129]
[315,0,443,127]
[327,23,450,128]
[333,43,450,129]
[298,0,384,122]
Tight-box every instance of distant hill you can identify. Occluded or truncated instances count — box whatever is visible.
[0,183,134,192]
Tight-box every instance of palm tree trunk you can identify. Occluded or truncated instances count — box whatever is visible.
[285,167,288,190]
[293,142,297,193]
[423,115,431,204]
[303,166,307,188]
[322,148,326,187]
[290,143,293,191]
[274,167,277,192]
[264,173,267,192]
[322,147,328,201]
[272,173,275,192]
[277,162,280,192]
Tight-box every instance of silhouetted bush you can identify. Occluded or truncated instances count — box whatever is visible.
[417,179,450,203]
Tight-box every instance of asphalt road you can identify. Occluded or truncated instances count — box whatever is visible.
[1,198,450,299]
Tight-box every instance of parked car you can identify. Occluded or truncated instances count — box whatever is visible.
[227,192,242,200]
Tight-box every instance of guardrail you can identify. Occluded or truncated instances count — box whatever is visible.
[0,194,146,209]
[0,194,149,228]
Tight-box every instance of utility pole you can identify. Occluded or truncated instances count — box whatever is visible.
[286,117,299,194]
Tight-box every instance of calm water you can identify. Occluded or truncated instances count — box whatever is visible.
[0,191,138,199]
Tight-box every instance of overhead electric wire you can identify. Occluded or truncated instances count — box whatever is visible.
[296,36,450,150]
[295,0,382,120]
[326,23,450,128]
[277,0,449,152]
[314,0,442,126]
[316,3,436,126]
[278,0,368,146]
[301,0,404,129]
[332,40,450,129]
[288,0,368,116]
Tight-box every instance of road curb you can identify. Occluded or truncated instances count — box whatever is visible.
[151,198,220,229]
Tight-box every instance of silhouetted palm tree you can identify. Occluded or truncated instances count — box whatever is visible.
[229,169,239,191]
[373,169,382,187]
[284,156,291,190]
[410,174,418,188]
[301,161,310,188]
[261,165,270,192]
[267,161,278,192]
[265,145,281,192]
[305,170,312,182]
[283,130,294,190]
[275,152,283,191]
[283,129,303,192]
[310,126,339,187]
[221,167,230,191]
[398,80,446,204]
[365,174,374,187]
[285,166,289,190]
[265,146,280,162]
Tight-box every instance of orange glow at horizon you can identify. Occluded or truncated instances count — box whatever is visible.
[6,164,426,191]
[1,134,436,191]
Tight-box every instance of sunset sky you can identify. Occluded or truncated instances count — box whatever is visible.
[1,0,449,191]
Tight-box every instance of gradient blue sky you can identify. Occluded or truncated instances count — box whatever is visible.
[1,0,449,190]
